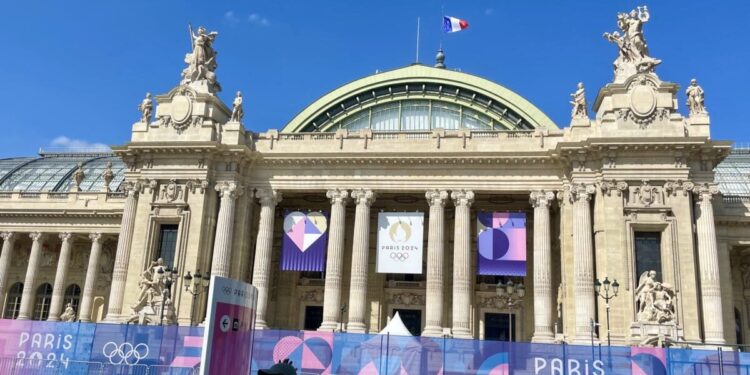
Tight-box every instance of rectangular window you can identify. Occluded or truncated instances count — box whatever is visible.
[634,231,662,281]
[485,313,516,342]
[304,306,323,330]
[157,224,179,268]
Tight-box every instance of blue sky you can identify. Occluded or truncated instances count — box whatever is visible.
[1,1,748,156]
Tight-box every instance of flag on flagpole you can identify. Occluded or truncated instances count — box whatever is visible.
[443,16,469,33]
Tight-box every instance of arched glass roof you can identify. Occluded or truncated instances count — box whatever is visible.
[0,154,126,193]
[715,147,750,197]
[282,64,558,133]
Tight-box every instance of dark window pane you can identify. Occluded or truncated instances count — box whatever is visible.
[33,283,53,321]
[4,282,23,319]
[304,306,323,330]
[635,232,662,281]
[157,224,179,268]
[64,284,82,316]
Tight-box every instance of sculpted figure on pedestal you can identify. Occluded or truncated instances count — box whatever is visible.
[73,163,85,188]
[635,270,676,324]
[128,258,174,324]
[570,82,588,119]
[138,93,153,124]
[231,91,244,122]
[603,6,661,81]
[101,162,114,191]
[59,303,77,322]
[181,25,221,91]
[686,79,707,115]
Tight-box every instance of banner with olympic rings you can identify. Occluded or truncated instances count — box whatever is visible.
[376,212,424,274]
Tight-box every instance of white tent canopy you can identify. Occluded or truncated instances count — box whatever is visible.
[378,312,414,337]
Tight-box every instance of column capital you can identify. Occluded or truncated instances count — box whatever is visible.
[351,188,375,206]
[0,232,15,242]
[89,233,102,243]
[215,181,244,199]
[599,180,628,196]
[529,190,555,208]
[326,189,349,205]
[58,232,73,242]
[426,189,449,207]
[692,183,720,202]
[123,181,141,198]
[450,189,474,207]
[257,188,282,206]
[570,183,596,202]
[29,232,44,242]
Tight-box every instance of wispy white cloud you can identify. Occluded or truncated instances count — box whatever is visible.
[485,8,495,16]
[49,136,110,152]
[248,13,270,27]
[224,10,239,27]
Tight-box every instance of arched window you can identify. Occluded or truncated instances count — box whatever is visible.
[64,284,81,316]
[4,282,23,319]
[33,283,53,321]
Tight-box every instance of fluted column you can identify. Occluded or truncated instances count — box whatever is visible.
[79,233,103,322]
[694,184,725,345]
[451,189,474,339]
[211,181,245,278]
[0,232,17,306]
[423,189,448,337]
[530,191,555,343]
[104,182,140,322]
[571,184,597,343]
[319,189,349,332]
[252,189,282,329]
[48,233,74,321]
[346,188,375,334]
[18,232,45,320]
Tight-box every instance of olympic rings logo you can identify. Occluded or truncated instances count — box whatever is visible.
[390,252,409,261]
[102,342,150,365]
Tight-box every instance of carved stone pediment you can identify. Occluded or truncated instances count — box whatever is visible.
[387,292,425,306]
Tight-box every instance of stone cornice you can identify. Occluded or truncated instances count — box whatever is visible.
[0,209,122,219]
[255,156,559,167]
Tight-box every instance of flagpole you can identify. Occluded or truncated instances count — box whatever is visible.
[415,17,421,63]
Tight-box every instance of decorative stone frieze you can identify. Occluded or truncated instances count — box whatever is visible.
[388,292,425,306]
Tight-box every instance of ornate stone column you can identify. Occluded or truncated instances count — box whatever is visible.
[422,189,448,337]
[104,182,140,322]
[18,232,45,320]
[48,233,74,321]
[319,189,349,332]
[571,184,597,343]
[530,191,555,343]
[211,181,245,278]
[451,189,474,339]
[252,189,282,329]
[0,232,17,305]
[346,188,375,334]
[694,184,726,345]
[79,233,103,322]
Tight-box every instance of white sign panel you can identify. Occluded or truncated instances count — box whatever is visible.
[200,276,258,375]
[376,212,424,274]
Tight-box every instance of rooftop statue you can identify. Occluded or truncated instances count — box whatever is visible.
[230,91,244,122]
[603,6,661,82]
[570,82,588,119]
[686,78,707,115]
[181,25,221,92]
[138,93,153,124]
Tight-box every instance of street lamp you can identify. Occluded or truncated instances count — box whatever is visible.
[159,266,179,325]
[184,270,211,325]
[496,279,525,342]
[594,277,619,346]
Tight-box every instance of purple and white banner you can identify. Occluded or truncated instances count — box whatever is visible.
[477,212,527,276]
[376,212,424,274]
[281,210,329,271]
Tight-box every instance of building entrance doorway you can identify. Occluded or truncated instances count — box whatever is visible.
[485,313,515,341]
[393,309,422,336]
[304,306,323,330]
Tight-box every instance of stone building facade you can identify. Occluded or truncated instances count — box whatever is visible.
[0,9,749,349]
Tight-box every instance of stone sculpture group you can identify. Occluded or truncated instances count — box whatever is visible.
[128,258,176,324]
[635,270,676,324]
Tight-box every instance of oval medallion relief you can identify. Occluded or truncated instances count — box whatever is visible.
[170,94,193,125]
[629,84,656,118]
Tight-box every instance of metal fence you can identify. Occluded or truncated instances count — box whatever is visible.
[0,358,199,375]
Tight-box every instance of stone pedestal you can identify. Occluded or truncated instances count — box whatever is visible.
[629,322,685,346]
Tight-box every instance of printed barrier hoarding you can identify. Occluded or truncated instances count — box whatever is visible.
[0,320,749,374]
[376,212,424,274]
[201,275,257,375]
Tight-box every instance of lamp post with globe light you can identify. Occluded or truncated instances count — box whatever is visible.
[594,277,619,346]
[184,270,211,325]
[495,279,525,342]
[158,266,179,325]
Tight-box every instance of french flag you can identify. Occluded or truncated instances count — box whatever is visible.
[443,16,469,33]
